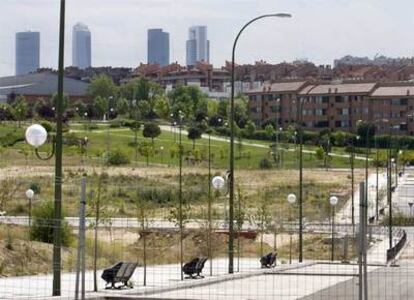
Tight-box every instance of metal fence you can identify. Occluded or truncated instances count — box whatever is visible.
[0,175,413,300]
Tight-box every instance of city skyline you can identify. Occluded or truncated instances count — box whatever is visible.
[2,0,414,77]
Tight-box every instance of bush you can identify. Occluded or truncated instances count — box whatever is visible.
[63,132,80,146]
[106,150,130,165]
[259,158,272,169]
[29,182,41,194]
[30,201,73,247]
[0,132,24,147]
[109,120,122,128]
[40,121,54,133]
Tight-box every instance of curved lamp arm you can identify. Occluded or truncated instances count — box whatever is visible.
[35,135,56,160]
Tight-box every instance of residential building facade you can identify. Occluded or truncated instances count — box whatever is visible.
[132,62,229,96]
[72,23,91,69]
[147,29,170,66]
[15,31,40,75]
[246,81,414,136]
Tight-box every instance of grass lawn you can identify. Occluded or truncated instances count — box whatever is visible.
[0,122,376,170]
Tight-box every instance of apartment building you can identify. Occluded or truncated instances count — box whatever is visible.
[246,81,414,136]
[370,85,414,135]
[246,81,308,127]
[299,82,377,132]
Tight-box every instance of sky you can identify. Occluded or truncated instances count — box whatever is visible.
[1,0,414,77]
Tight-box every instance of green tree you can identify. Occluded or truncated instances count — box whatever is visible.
[169,86,206,119]
[138,100,151,119]
[187,126,203,149]
[217,100,228,118]
[93,96,108,120]
[127,121,141,162]
[143,122,161,144]
[11,96,28,127]
[154,95,170,119]
[120,77,163,117]
[254,190,272,256]
[87,74,117,99]
[245,120,256,137]
[30,200,73,247]
[357,121,376,146]
[265,124,275,140]
[138,141,155,166]
[116,97,129,115]
[207,99,219,117]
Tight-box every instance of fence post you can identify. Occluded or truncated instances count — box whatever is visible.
[342,234,349,263]
[358,181,365,300]
[75,177,87,300]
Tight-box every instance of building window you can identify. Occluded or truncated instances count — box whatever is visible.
[271,105,281,113]
[322,96,329,103]
[316,121,329,128]
[401,98,408,105]
[335,96,344,103]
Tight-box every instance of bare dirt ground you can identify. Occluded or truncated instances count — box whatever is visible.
[0,165,365,185]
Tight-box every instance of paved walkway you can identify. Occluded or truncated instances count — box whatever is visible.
[337,171,388,224]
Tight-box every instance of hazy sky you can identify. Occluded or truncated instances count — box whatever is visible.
[1,0,414,76]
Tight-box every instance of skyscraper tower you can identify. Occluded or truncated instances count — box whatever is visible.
[15,31,40,75]
[72,23,91,69]
[186,26,209,66]
[147,29,170,66]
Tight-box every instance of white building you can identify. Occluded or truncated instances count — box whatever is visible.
[72,23,91,69]
[186,26,209,66]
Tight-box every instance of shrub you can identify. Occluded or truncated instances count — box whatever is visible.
[40,121,54,133]
[63,132,80,146]
[0,132,24,147]
[29,182,41,194]
[109,120,122,128]
[259,158,272,169]
[30,201,73,247]
[105,150,130,165]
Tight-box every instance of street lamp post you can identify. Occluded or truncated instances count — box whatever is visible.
[349,136,356,233]
[372,119,389,221]
[229,12,291,273]
[26,189,35,229]
[375,136,379,221]
[388,125,393,249]
[357,120,370,213]
[329,196,339,261]
[297,99,304,262]
[43,0,66,295]
[212,175,226,275]
[177,110,184,280]
[287,193,296,264]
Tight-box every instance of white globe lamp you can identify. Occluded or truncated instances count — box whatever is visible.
[287,193,296,204]
[25,124,48,148]
[212,176,226,189]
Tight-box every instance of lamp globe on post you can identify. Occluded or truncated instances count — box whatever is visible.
[212,176,226,190]
[25,124,48,148]
[329,196,338,261]
[26,188,35,228]
[287,193,296,264]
